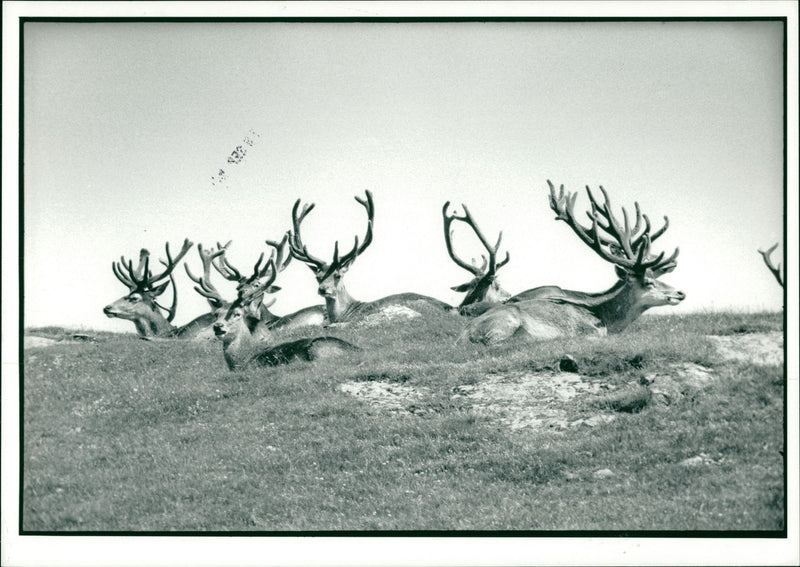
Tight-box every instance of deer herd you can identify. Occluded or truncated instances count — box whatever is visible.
[103,180,782,370]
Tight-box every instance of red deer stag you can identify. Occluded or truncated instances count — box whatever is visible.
[465,181,685,344]
[208,257,359,370]
[442,201,511,316]
[758,243,785,288]
[104,239,215,338]
[288,190,451,324]
[186,235,326,331]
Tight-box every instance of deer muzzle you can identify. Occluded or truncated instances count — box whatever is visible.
[666,290,686,305]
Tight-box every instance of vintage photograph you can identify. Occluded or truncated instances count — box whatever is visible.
[2,1,797,566]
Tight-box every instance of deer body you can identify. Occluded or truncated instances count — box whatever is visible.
[466,181,685,344]
[212,281,358,371]
[468,273,684,344]
[266,304,327,330]
[321,289,451,324]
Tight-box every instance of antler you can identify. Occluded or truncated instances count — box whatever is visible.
[288,198,329,271]
[112,239,193,292]
[288,190,375,273]
[335,190,375,270]
[205,240,270,289]
[265,232,293,274]
[185,242,229,308]
[236,258,279,306]
[443,201,510,276]
[758,243,784,287]
[547,180,678,275]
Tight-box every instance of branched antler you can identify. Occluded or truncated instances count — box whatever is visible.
[288,190,375,274]
[288,199,329,271]
[112,239,192,292]
[185,242,229,308]
[265,232,293,274]
[443,201,510,277]
[547,180,679,275]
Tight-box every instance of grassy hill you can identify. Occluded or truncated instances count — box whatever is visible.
[20,310,785,532]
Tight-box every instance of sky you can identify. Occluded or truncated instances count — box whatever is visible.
[13,13,792,332]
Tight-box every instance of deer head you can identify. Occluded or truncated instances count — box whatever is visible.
[443,201,511,308]
[547,180,685,322]
[186,237,291,325]
[104,239,193,336]
[211,257,280,368]
[758,243,785,288]
[288,190,374,306]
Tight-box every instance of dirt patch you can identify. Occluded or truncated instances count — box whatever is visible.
[642,362,715,406]
[339,361,719,431]
[706,332,783,366]
[23,334,99,349]
[358,305,421,327]
[338,381,427,415]
[23,336,85,349]
[452,371,615,431]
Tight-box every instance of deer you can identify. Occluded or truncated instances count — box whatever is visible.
[288,190,452,324]
[442,201,511,316]
[465,181,685,344]
[205,256,359,370]
[758,243,785,288]
[186,236,327,333]
[104,239,217,339]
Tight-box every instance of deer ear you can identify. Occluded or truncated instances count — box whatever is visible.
[614,265,629,280]
[267,285,281,293]
[208,297,226,310]
[653,263,676,276]
[151,281,171,296]
[451,282,474,292]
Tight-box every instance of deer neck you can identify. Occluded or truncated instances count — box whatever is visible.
[136,306,175,337]
[324,283,360,323]
[259,305,280,326]
[221,322,273,370]
[474,281,511,306]
[586,279,648,333]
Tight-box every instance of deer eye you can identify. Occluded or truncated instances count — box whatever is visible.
[129,295,141,303]
[643,279,656,289]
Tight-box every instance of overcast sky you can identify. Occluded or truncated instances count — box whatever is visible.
[19,17,787,331]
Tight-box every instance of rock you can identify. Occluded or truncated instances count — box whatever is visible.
[593,468,614,479]
[679,453,717,467]
[71,333,96,342]
[559,355,579,373]
[584,414,616,427]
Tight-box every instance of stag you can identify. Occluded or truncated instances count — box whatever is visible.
[758,243,784,288]
[209,257,359,370]
[104,239,215,338]
[288,190,451,324]
[442,201,511,316]
[465,181,685,344]
[186,235,326,331]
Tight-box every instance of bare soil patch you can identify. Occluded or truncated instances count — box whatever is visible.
[338,380,427,415]
[340,361,723,432]
[706,331,783,366]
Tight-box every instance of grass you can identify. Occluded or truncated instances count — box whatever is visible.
[21,311,785,532]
